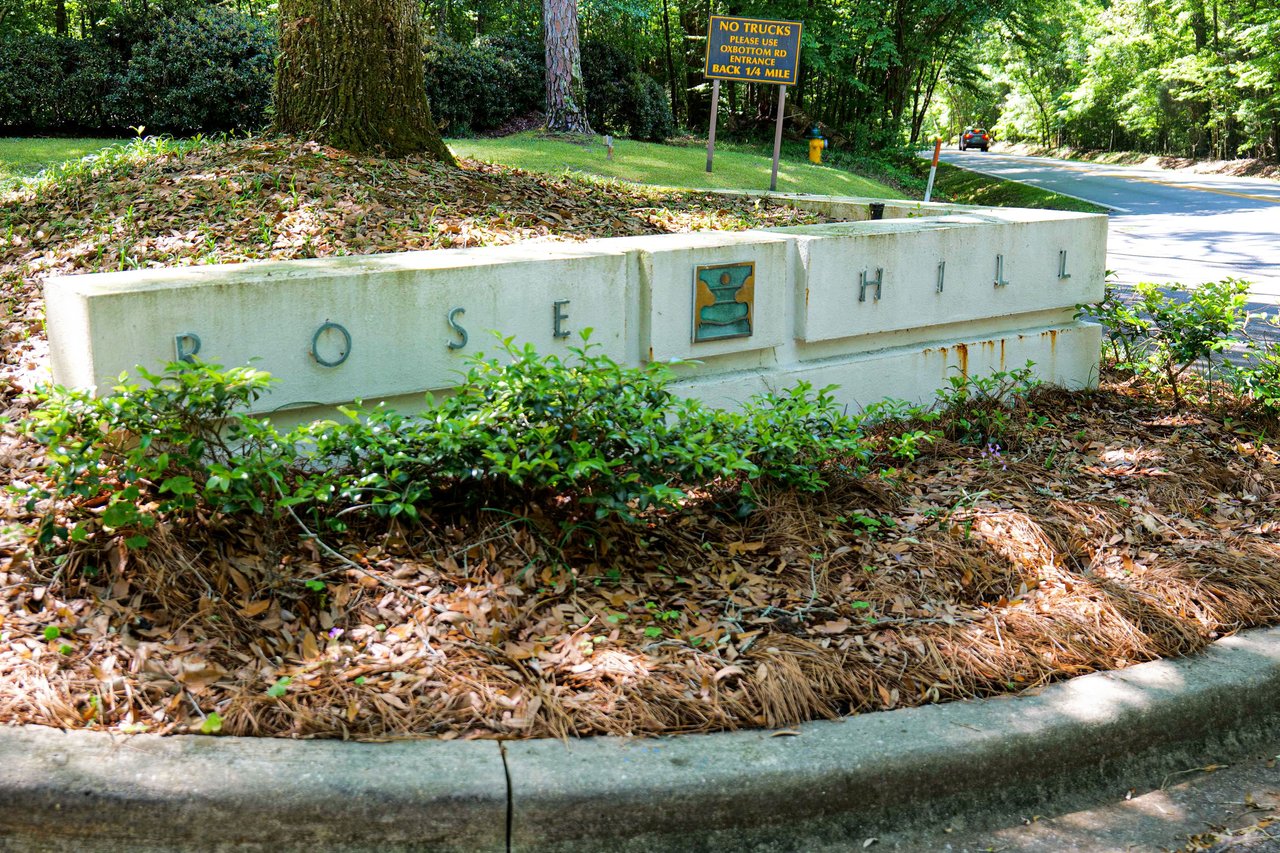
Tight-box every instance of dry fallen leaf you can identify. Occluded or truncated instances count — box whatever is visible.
[727,541,766,555]
[239,600,271,618]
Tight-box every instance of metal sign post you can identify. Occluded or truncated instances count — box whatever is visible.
[770,85,786,191]
[706,79,720,173]
[703,15,803,185]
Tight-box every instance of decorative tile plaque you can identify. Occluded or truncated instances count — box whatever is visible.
[692,261,754,343]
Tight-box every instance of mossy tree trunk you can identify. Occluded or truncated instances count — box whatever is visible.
[274,0,456,162]
[543,0,593,134]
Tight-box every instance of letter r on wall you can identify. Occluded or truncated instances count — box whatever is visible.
[174,332,202,364]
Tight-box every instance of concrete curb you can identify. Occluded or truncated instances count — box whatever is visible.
[4,626,1280,852]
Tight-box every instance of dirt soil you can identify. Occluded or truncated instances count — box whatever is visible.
[1,136,1278,742]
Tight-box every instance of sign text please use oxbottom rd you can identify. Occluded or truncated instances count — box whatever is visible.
[704,15,802,85]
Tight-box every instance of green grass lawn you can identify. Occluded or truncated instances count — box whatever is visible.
[4,134,1095,213]
[450,133,903,199]
[0,137,126,187]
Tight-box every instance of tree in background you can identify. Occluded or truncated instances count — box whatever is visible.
[972,0,1280,160]
[4,0,1277,159]
[542,0,592,133]
[273,0,456,160]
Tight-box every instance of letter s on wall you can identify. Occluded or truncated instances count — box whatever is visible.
[447,307,468,350]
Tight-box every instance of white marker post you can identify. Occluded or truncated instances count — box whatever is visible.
[924,137,942,203]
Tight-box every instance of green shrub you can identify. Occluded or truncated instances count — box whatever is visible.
[26,363,284,547]
[1229,315,1280,418]
[1085,283,1149,367]
[0,10,273,135]
[933,363,1042,446]
[297,335,755,521]
[1233,345,1280,416]
[111,9,275,134]
[0,35,120,132]
[726,382,870,490]
[859,364,1043,461]
[1079,278,1251,405]
[582,40,675,141]
[423,35,544,135]
[623,72,677,142]
[27,337,873,547]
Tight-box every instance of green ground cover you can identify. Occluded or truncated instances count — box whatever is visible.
[0,137,125,188]
[450,132,903,198]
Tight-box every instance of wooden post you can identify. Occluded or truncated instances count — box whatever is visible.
[706,79,721,173]
[769,84,787,192]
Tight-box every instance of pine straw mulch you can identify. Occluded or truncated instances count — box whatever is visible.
[0,378,1277,740]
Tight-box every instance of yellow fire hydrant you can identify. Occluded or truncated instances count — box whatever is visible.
[806,125,828,164]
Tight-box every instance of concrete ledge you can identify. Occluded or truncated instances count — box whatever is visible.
[44,196,1106,422]
[0,728,508,852]
[3,626,1280,851]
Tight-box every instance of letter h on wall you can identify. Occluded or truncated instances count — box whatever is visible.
[859,267,884,302]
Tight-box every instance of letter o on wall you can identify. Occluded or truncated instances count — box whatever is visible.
[311,322,352,367]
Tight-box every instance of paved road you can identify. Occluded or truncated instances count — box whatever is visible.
[937,150,1280,335]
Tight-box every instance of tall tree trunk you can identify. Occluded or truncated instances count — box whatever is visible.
[543,0,592,133]
[54,0,68,36]
[660,0,681,125]
[274,0,456,161]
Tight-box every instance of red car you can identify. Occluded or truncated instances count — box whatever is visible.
[960,127,991,151]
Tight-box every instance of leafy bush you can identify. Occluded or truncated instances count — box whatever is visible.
[26,363,284,547]
[933,363,1042,446]
[1228,314,1280,418]
[423,35,544,135]
[1086,283,1149,366]
[111,9,276,134]
[1233,343,1280,416]
[300,338,868,521]
[623,72,677,142]
[0,35,120,132]
[859,364,1044,460]
[1079,278,1251,405]
[582,40,675,141]
[0,9,273,135]
[27,337,873,548]
[295,336,755,521]
[725,382,870,490]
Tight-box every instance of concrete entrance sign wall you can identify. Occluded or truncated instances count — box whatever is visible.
[44,195,1106,420]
